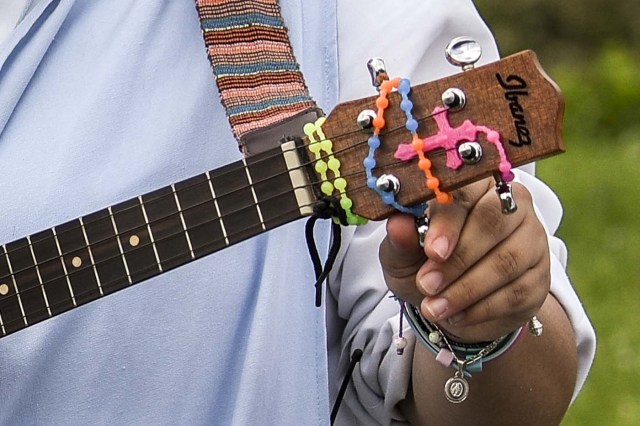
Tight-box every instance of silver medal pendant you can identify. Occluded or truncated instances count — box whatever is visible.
[444,370,469,403]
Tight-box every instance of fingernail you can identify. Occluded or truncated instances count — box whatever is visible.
[431,236,449,260]
[426,298,448,319]
[419,270,444,295]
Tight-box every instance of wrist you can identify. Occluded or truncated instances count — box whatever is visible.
[403,303,525,373]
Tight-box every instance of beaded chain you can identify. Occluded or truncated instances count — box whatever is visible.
[304,118,366,225]
[397,79,453,205]
[394,106,515,183]
[363,78,427,217]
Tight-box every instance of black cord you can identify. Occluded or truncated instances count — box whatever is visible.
[305,197,344,307]
[330,349,363,425]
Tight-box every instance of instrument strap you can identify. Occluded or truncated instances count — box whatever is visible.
[195,0,322,155]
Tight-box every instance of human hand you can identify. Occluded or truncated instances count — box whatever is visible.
[379,177,550,343]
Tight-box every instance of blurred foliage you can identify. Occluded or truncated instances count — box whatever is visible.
[474,1,640,425]
[474,0,640,64]
[556,46,640,141]
[475,0,640,142]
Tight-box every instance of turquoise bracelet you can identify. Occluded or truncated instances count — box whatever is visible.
[403,303,524,375]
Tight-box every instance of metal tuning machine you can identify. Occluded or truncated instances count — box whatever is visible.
[356,57,390,130]
[366,57,389,90]
[495,174,518,214]
[440,37,481,113]
[445,36,482,71]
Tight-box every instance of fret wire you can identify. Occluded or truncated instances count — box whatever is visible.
[138,196,163,273]
[108,207,133,285]
[242,158,267,231]
[0,277,5,333]
[206,171,230,246]
[79,217,104,296]
[26,235,52,317]
[171,184,196,260]
[2,245,28,326]
[52,227,78,307]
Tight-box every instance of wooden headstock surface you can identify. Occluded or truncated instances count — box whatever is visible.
[315,50,564,221]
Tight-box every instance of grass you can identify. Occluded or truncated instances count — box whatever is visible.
[537,134,640,425]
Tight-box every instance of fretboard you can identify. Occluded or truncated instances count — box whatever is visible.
[0,141,314,337]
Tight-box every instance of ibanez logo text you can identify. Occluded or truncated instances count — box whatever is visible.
[496,74,532,147]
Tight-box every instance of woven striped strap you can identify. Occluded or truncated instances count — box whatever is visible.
[195,0,319,150]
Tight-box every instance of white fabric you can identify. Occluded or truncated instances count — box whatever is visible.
[0,0,40,45]
[0,1,595,424]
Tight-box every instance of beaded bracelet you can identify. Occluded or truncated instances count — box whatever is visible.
[402,302,524,403]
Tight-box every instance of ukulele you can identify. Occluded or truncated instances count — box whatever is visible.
[0,48,563,338]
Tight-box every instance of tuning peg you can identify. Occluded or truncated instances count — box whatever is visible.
[367,57,389,90]
[442,87,467,110]
[415,216,430,248]
[458,141,483,164]
[495,175,517,214]
[357,109,376,130]
[445,37,482,71]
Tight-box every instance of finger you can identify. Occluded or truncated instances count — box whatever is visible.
[448,262,549,329]
[379,213,426,304]
[423,177,494,262]
[420,215,548,321]
[434,264,549,342]
[417,183,532,296]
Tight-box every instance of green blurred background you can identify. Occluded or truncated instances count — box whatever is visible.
[474,1,640,424]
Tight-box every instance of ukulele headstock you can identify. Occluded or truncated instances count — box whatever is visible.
[303,40,564,222]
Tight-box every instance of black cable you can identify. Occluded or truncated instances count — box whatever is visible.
[330,349,363,425]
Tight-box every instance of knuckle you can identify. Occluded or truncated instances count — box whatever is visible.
[492,248,521,280]
[451,179,492,210]
[506,282,529,310]
[452,279,477,307]
[447,247,470,272]
[475,199,506,237]
[480,297,496,319]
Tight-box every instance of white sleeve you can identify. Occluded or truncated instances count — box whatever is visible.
[326,220,415,425]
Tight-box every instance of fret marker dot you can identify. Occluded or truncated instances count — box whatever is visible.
[0,284,9,296]
[129,235,140,247]
[72,257,82,268]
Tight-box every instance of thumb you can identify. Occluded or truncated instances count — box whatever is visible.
[379,214,426,305]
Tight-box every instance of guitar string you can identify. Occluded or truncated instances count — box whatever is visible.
[0,154,395,321]
[0,111,456,324]
[0,178,384,332]
[0,153,408,310]
[7,177,389,331]
[0,109,460,324]
[0,107,451,265]
[0,119,459,326]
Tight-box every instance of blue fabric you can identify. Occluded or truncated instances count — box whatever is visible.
[0,0,337,424]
